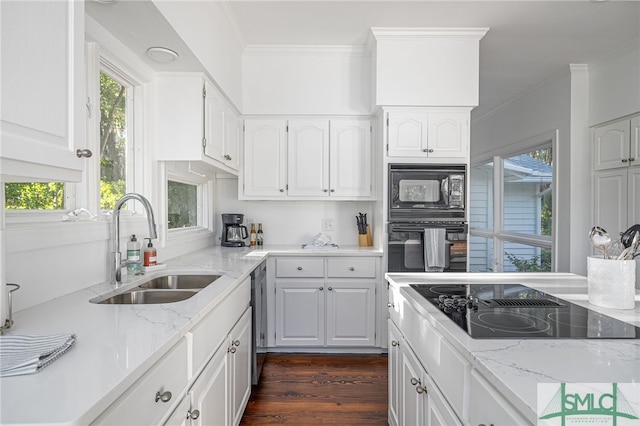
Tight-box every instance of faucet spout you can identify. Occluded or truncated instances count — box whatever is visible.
[112,193,157,284]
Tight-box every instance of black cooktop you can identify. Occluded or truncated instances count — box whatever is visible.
[409,283,640,339]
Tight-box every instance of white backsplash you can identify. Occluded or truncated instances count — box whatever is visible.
[215,178,374,247]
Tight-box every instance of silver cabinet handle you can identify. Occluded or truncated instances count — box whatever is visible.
[280,189,285,192]
[416,385,427,394]
[297,266,303,270]
[387,302,394,308]
[323,189,328,192]
[233,339,240,346]
[328,287,333,291]
[428,149,434,153]
[188,409,200,420]
[319,287,324,291]
[349,267,355,271]
[229,346,236,354]
[623,158,629,162]
[422,148,429,152]
[630,157,636,162]
[410,377,420,386]
[330,189,335,192]
[76,149,92,158]
[391,340,399,347]
[155,390,172,403]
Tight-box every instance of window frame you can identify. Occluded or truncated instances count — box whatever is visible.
[470,130,558,272]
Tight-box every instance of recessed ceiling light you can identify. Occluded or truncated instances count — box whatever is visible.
[146,47,179,63]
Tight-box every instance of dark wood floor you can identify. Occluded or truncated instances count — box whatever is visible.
[240,353,388,425]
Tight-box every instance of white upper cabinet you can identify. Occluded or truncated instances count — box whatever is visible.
[386,109,469,160]
[594,115,639,171]
[155,74,239,175]
[242,119,288,197]
[242,117,373,200]
[287,120,330,197]
[0,0,85,181]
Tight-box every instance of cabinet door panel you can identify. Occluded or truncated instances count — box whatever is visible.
[275,280,325,346]
[427,111,468,159]
[388,112,429,157]
[400,343,426,426]
[224,107,240,171]
[594,169,628,237]
[326,280,375,346]
[469,369,528,426]
[330,120,372,197]
[629,168,640,227]
[190,343,229,426]
[288,120,329,197]
[594,120,630,170]
[387,320,402,426]
[203,81,225,163]
[631,116,640,168]
[243,120,287,197]
[230,309,252,426]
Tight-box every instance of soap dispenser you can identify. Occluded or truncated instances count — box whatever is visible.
[127,235,141,274]
[144,238,157,267]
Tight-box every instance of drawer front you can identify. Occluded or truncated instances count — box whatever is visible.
[327,258,376,278]
[276,258,324,277]
[469,369,531,425]
[94,338,189,425]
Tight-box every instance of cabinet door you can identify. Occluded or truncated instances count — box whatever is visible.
[594,169,628,237]
[388,320,402,426]
[594,120,630,171]
[629,167,640,226]
[203,80,226,163]
[275,280,325,346]
[325,280,375,346]
[400,343,426,426]
[468,369,529,426]
[224,107,240,171]
[426,374,462,426]
[229,309,252,426]
[243,120,287,197]
[631,116,640,168]
[164,396,190,426]
[0,0,85,181]
[288,120,330,197]
[426,111,468,159]
[387,112,429,157]
[330,120,372,197]
[189,342,229,426]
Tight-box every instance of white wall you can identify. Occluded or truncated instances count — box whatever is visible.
[215,178,375,247]
[152,0,244,110]
[242,46,371,115]
[589,39,640,126]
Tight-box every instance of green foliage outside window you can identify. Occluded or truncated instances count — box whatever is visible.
[100,72,127,210]
[505,249,552,272]
[5,182,65,210]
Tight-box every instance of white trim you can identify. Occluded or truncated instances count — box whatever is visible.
[243,45,370,57]
[370,27,489,41]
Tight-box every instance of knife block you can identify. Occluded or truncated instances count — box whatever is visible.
[359,226,373,247]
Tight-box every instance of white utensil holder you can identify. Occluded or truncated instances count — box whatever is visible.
[587,256,638,310]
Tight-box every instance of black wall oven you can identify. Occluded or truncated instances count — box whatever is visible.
[389,164,466,221]
[388,221,468,272]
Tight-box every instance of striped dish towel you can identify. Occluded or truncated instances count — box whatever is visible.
[0,334,77,377]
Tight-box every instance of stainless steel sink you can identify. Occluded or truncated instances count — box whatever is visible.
[91,274,223,305]
[138,274,222,290]
[96,289,198,305]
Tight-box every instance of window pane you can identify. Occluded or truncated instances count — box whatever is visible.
[469,234,494,272]
[503,148,552,236]
[168,181,197,229]
[5,182,65,210]
[504,242,552,272]
[100,72,127,210]
[470,162,494,230]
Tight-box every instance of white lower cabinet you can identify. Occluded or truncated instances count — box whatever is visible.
[468,369,529,426]
[388,320,402,426]
[273,256,378,347]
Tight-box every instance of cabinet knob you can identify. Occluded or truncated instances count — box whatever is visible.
[233,339,240,346]
[622,158,629,162]
[330,189,335,192]
[630,157,636,162]
[328,287,333,291]
[416,385,427,394]
[387,302,394,308]
[428,149,434,153]
[410,377,420,386]
[297,266,303,271]
[422,148,429,152]
[319,287,324,291]
[349,267,355,271]
[188,409,200,420]
[155,390,172,403]
[76,149,93,158]
[323,189,329,192]
[391,340,399,347]
[229,346,236,354]
[280,189,285,192]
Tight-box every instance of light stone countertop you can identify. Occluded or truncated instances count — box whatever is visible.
[0,244,382,425]
[385,272,640,425]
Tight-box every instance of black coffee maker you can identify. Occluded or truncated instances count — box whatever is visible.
[221,213,248,247]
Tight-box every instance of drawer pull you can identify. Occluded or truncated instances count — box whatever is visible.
[229,346,236,354]
[391,340,399,347]
[188,409,200,420]
[387,302,394,308]
[622,158,629,162]
[297,266,303,271]
[319,287,324,291]
[155,390,172,403]
[349,267,355,271]
[328,287,333,291]
[416,385,427,394]
[233,339,240,346]
[410,377,420,386]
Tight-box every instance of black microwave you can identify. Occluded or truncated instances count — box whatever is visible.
[388,164,466,221]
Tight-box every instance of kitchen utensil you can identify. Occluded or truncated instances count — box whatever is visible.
[589,226,612,259]
[620,224,640,248]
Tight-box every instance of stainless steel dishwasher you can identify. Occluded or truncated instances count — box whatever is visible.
[250,261,267,385]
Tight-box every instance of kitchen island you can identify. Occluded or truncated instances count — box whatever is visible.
[386,272,640,425]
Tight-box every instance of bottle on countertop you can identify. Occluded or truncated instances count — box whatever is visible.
[250,223,257,247]
[143,238,157,267]
[127,234,141,274]
[257,223,264,246]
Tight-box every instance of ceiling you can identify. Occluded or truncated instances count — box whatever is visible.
[86,0,640,119]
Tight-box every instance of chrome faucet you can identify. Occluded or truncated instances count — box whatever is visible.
[112,193,158,284]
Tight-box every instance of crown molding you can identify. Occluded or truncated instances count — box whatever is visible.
[243,45,370,57]
[370,27,489,41]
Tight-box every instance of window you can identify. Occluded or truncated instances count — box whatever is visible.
[167,180,199,229]
[4,182,65,210]
[470,137,555,272]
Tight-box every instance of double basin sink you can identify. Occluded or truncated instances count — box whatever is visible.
[91,274,222,305]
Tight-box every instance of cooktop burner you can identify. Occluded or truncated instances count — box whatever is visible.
[409,283,640,339]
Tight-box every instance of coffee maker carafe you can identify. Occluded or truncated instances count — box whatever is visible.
[221,213,248,247]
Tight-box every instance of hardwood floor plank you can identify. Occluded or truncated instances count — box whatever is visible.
[241,353,388,425]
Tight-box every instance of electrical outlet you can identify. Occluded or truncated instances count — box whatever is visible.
[322,218,335,232]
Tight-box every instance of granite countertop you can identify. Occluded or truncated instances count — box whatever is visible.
[385,272,640,424]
